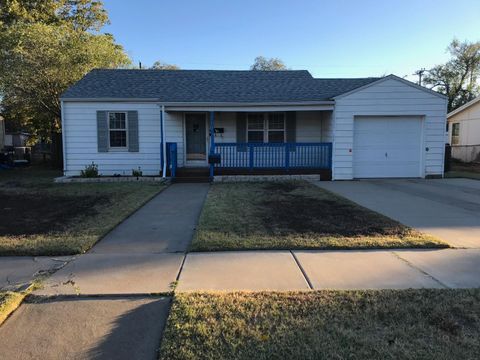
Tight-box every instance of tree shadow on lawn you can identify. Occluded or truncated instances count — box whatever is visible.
[259,181,416,238]
[0,191,106,236]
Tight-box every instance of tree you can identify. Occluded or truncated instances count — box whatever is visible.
[151,61,180,70]
[0,0,108,31]
[250,56,287,71]
[0,1,130,141]
[423,39,480,111]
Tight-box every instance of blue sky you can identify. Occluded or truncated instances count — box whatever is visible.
[102,0,479,80]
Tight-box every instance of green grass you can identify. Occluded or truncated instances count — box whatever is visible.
[445,161,480,180]
[0,166,166,255]
[445,171,480,180]
[0,291,25,326]
[159,290,480,360]
[191,181,446,251]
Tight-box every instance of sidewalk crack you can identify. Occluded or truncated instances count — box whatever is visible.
[392,251,449,289]
[290,251,313,290]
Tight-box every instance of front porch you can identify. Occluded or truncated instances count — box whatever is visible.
[164,109,334,180]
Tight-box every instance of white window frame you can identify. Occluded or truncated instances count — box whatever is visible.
[246,112,286,143]
[108,111,128,150]
[451,122,460,145]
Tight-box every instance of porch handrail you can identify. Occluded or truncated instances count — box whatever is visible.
[166,142,177,178]
[214,142,332,170]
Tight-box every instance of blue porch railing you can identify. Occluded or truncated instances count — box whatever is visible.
[213,142,332,170]
[166,142,177,178]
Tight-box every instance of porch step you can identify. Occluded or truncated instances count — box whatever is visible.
[173,167,211,183]
[173,176,210,183]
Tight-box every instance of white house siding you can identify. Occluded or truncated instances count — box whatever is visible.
[333,78,447,180]
[164,111,185,167]
[63,102,161,176]
[320,111,334,143]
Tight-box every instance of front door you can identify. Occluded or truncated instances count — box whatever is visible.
[185,113,207,165]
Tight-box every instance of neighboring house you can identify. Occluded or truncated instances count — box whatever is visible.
[447,96,480,163]
[61,69,447,180]
[4,131,30,148]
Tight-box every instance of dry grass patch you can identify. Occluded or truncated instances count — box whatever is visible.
[191,181,446,251]
[0,291,25,326]
[159,290,480,360]
[0,166,165,255]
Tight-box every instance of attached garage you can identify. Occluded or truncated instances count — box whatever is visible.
[332,75,447,180]
[353,116,423,178]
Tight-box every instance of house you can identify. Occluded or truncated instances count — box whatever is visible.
[61,69,447,180]
[447,96,480,163]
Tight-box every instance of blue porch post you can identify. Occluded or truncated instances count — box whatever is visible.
[209,111,215,179]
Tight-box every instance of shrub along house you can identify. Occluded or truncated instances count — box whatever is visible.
[61,69,447,181]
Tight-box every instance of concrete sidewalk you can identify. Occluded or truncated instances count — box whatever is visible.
[0,256,72,291]
[92,183,210,254]
[0,296,170,360]
[36,183,210,296]
[177,249,480,291]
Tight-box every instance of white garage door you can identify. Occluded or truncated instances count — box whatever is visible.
[353,116,423,178]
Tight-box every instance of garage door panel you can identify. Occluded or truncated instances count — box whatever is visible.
[353,116,422,178]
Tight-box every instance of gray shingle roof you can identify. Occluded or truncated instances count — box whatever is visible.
[61,69,381,102]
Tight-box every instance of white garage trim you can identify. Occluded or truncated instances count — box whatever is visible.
[352,116,425,178]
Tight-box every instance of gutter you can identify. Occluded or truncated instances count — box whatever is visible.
[59,98,335,106]
[161,105,167,178]
[60,100,66,175]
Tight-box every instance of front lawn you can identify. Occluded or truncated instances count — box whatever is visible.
[159,290,480,360]
[0,166,165,255]
[191,181,446,251]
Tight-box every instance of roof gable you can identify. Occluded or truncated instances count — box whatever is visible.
[333,74,447,100]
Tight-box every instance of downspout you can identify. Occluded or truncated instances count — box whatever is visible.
[60,100,67,175]
[161,105,167,178]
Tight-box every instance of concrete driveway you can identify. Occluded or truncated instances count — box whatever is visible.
[316,178,480,248]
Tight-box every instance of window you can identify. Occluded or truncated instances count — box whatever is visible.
[451,123,460,145]
[267,113,285,143]
[108,112,127,148]
[247,113,285,143]
[247,113,265,143]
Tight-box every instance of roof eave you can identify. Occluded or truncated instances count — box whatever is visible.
[447,96,480,118]
[333,75,447,100]
[60,98,335,105]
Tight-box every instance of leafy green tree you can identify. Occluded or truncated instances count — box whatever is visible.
[250,56,287,71]
[423,39,480,111]
[151,61,180,70]
[0,0,108,30]
[0,1,130,140]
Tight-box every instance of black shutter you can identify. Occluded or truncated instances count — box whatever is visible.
[97,111,108,152]
[127,111,139,152]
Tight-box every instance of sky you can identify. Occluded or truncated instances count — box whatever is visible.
[101,0,480,81]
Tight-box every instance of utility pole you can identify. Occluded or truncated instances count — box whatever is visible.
[414,68,426,86]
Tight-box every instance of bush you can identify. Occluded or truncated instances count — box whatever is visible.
[80,162,99,178]
[132,167,143,177]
